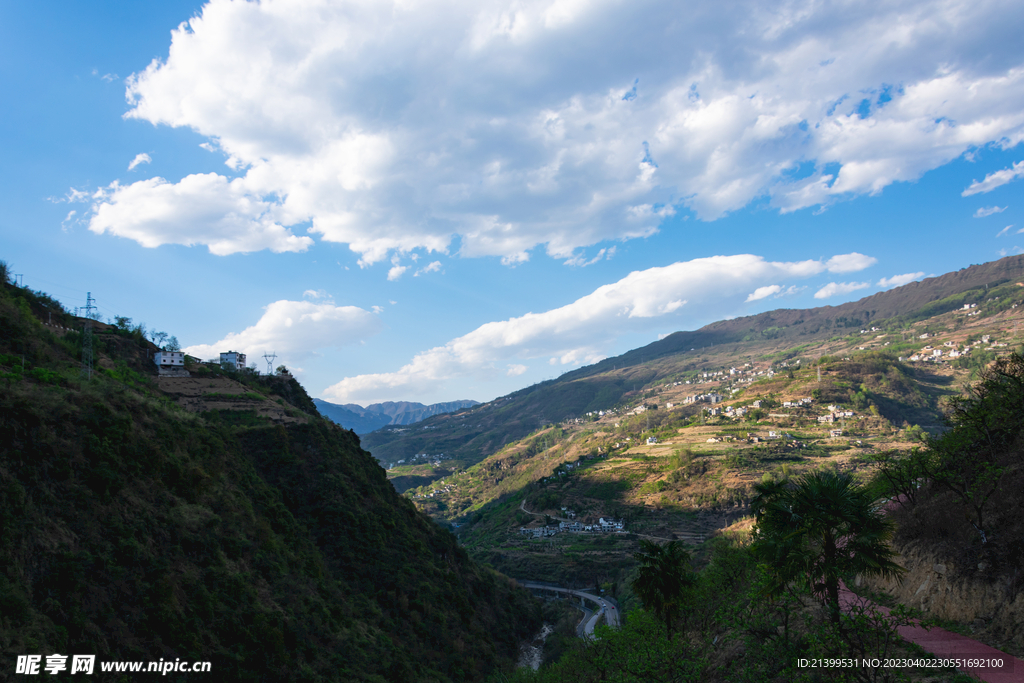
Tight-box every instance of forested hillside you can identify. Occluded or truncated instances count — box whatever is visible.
[0,272,540,682]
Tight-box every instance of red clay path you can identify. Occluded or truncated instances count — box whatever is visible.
[838,583,1024,682]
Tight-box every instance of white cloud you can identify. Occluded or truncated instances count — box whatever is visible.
[746,283,806,301]
[183,299,383,364]
[414,261,443,276]
[746,284,782,302]
[997,225,1014,237]
[128,153,152,171]
[82,0,1024,262]
[48,188,90,204]
[825,252,877,273]
[877,272,924,289]
[963,161,1024,196]
[975,206,1007,218]
[60,210,77,232]
[92,68,119,82]
[87,174,314,255]
[565,247,616,267]
[507,364,528,376]
[814,281,870,299]
[322,251,854,402]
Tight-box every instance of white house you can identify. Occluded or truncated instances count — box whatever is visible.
[219,351,247,370]
[154,351,184,368]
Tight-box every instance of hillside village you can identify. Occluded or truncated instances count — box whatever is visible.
[372,274,1024,606]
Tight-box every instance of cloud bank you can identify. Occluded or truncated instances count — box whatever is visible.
[323,251,874,403]
[80,0,1024,264]
[184,299,383,363]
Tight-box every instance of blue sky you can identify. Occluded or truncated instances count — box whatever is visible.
[3,0,1023,406]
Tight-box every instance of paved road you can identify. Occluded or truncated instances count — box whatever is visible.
[520,582,621,635]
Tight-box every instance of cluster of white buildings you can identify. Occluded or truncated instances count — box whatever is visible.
[683,392,723,405]
[154,349,251,375]
[902,335,1002,363]
[818,408,855,423]
[519,517,625,538]
[782,398,814,408]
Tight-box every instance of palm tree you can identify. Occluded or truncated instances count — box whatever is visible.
[630,540,694,640]
[751,470,904,623]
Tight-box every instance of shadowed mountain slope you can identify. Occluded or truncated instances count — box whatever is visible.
[0,276,539,683]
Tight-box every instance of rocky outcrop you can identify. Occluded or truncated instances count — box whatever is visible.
[860,540,1024,653]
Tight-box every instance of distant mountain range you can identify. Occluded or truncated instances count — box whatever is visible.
[313,398,480,434]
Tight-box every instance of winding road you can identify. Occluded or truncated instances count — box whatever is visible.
[519,582,621,636]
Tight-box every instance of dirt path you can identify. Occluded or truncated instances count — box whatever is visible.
[520,499,570,522]
[838,583,1024,682]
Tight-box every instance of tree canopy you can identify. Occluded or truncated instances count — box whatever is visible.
[630,540,695,640]
[751,470,904,623]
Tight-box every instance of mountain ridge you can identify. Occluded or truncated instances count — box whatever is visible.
[364,254,1024,468]
[314,398,480,434]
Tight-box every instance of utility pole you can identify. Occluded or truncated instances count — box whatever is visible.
[81,292,96,380]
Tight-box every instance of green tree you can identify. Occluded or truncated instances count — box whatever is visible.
[751,471,904,623]
[904,424,926,442]
[630,540,694,641]
[921,352,1024,544]
[868,448,927,507]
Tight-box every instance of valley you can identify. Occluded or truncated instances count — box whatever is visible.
[369,260,1024,601]
[6,255,1024,681]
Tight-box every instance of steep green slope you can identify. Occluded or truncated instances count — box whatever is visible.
[0,278,540,682]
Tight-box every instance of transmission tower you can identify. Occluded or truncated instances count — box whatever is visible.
[263,351,277,375]
[81,292,96,380]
